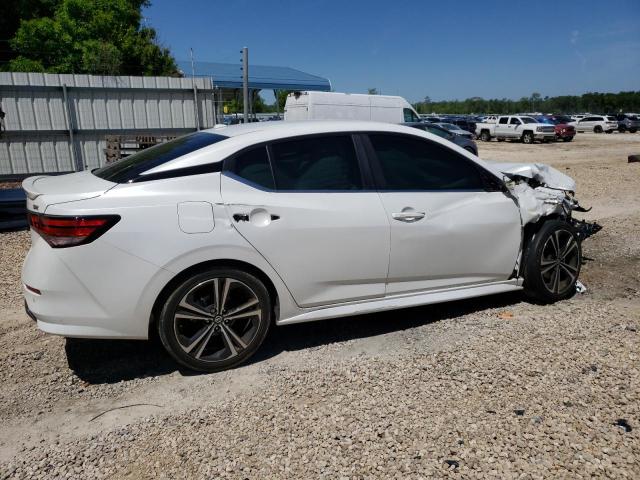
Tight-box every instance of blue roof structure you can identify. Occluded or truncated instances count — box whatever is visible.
[178,61,331,91]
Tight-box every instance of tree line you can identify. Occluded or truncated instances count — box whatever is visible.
[414,91,640,115]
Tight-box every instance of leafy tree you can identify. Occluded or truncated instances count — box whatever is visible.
[3,0,177,76]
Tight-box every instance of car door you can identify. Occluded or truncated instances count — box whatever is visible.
[495,117,509,136]
[362,133,521,295]
[221,134,390,308]
[508,117,522,137]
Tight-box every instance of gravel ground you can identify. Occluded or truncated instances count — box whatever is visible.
[1,133,639,479]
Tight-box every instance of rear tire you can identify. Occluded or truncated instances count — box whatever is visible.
[618,125,626,133]
[158,268,271,372]
[522,132,534,144]
[480,130,491,142]
[563,136,573,142]
[630,129,638,133]
[523,220,582,303]
[594,125,603,133]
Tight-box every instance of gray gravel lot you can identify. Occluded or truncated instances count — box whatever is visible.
[1,133,639,479]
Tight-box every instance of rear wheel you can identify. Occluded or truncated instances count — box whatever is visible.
[630,129,638,133]
[594,125,603,133]
[480,130,491,142]
[618,125,626,133]
[522,132,534,144]
[158,268,271,372]
[523,220,581,303]
[563,136,573,142]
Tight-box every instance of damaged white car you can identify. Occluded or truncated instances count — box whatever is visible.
[22,121,600,372]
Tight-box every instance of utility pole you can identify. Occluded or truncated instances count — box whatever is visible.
[190,48,200,130]
[241,47,249,123]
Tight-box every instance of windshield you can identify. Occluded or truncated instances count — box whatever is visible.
[521,117,538,124]
[438,123,460,130]
[94,132,228,183]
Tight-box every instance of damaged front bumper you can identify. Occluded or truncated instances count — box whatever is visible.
[485,160,602,237]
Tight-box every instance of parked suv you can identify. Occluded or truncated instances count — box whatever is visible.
[534,116,576,142]
[403,122,478,155]
[571,115,618,133]
[616,114,639,133]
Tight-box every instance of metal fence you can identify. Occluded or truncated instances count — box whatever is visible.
[0,72,216,178]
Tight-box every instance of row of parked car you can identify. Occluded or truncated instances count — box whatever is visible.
[419,112,639,144]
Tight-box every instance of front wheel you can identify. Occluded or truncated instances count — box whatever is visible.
[522,132,534,144]
[523,220,582,303]
[480,130,491,142]
[158,268,271,372]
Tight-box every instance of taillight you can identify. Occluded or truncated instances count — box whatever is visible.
[28,213,120,248]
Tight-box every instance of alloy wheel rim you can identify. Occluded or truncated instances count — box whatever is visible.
[540,230,580,294]
[173,278,262,363]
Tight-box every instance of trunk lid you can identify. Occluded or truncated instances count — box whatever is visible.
[22,171,116,213]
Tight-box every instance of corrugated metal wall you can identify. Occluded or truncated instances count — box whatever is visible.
[0,72,216,176]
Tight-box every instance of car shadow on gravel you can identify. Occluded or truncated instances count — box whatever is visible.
[247,291,523,366]
[65,337,178,384]
[65,291,522,383]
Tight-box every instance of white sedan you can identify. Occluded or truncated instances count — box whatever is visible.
[22,121,597,372]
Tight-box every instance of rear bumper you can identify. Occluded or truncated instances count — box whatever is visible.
[22,233,171,339]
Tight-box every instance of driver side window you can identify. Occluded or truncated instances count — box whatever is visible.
[368,134,485,191]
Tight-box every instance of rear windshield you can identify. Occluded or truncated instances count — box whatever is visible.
[93,132,228,183]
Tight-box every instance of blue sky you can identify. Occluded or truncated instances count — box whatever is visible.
[145,0,640,103]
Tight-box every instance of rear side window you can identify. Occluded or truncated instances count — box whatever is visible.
[94,132,228,183]
[230,146,275,189]
[368,134,484,191]
[269,135,363,191]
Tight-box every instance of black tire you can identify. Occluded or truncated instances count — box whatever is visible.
[618,125,626,133]
[158,268,271,372]
[594,125,603,133]
[630,129,638,133]
[522,131,534,144]
[522,220,582,303]
[497,137,505,142]
[480,130,491,142]
[563,136,573,142]
[605,130,613,134]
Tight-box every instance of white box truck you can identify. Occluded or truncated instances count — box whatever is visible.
[284,91,421,123]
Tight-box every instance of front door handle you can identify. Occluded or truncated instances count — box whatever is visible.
[392,211,426,222]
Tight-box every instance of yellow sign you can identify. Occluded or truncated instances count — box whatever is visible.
[223,105,229,114]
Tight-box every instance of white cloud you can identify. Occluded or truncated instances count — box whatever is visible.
[570,30,580,45]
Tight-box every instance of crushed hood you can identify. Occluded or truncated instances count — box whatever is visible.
[485,161,576,191]
[484,160,578,225]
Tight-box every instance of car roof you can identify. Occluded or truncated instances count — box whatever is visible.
[143,120,474,175]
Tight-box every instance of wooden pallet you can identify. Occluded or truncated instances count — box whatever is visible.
[104,135,176,163]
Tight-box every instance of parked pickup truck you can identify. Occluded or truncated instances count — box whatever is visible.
[476,116,556,143]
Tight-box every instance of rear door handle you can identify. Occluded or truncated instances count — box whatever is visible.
[392,211,426,222]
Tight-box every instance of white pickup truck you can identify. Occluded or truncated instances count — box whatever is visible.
[476,115,556,143]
